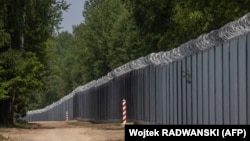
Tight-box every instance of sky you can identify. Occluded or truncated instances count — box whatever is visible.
[59,0,86,33]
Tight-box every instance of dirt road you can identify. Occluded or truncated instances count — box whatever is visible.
[0,121,124,141]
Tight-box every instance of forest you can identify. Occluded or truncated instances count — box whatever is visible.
[0,0,249,125]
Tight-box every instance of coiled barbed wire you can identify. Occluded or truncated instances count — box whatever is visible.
[27,13,250,116]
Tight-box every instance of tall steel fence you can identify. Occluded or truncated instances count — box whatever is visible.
[24,13,250,125]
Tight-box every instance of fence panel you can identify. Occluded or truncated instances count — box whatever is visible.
[23,13,250,125]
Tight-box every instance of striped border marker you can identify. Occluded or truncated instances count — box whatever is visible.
[122,99,127,125]
[66,111,68,121]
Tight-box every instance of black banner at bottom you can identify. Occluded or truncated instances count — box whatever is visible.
[125,125,250,141]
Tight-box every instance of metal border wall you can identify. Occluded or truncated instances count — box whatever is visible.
[24,13,250,125]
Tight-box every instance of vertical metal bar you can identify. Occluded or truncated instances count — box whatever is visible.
[166,65,170,124]
[149,66,156,123]
[247,33,250,124]
[192,54,198,124]
[246,33,250,124]
[238,35,247,124]
[186,56,192,124]
[203,51,209,124]
[162,66,167,124]
[182,58,187,124]
[173,62,178,125]
[177,61,182,125]
[223,42,230,124]
[215,45,223,124]
[209,48,215,124]
[197,53,203,124]
[229,38,238,124]
[169,63,174,124]
[156,66,163,124]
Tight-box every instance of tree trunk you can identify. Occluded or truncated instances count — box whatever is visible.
[0,100,8,124]
[7,90,16,125]
[0,98,14,125]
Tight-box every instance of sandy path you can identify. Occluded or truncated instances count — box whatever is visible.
[0,121,124,141]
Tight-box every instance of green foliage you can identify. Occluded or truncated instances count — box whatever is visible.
[165,0,250,49]
[0,49,43,117]
[124,0,250,51]
[123,0,172,34]
[39,0,142,103]
[0,21,10,49]
[41,32,81,105]
[63,0,250,86]
[123,0,173,52]
[0,0,69,124]
[80,0,128,81]
[108,7,144,69]
[1,0,249,124]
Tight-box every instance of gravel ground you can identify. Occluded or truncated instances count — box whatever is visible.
[0,121,124,141]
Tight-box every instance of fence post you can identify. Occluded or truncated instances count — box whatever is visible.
[66,111,68,121]
[122,99,126,125]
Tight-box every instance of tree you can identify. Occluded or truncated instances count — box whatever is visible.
[41,32,78,106]
[124,0,250,51]
[0,49,43,122]
[123,0,173,52]
[163,0,250,49]
[81,0,130,81]
[6,0,249,120]
[0,0,69,125]
[107,5,144,69]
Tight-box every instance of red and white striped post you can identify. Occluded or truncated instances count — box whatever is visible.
[66,111,68,121]
[122,99,127,125]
